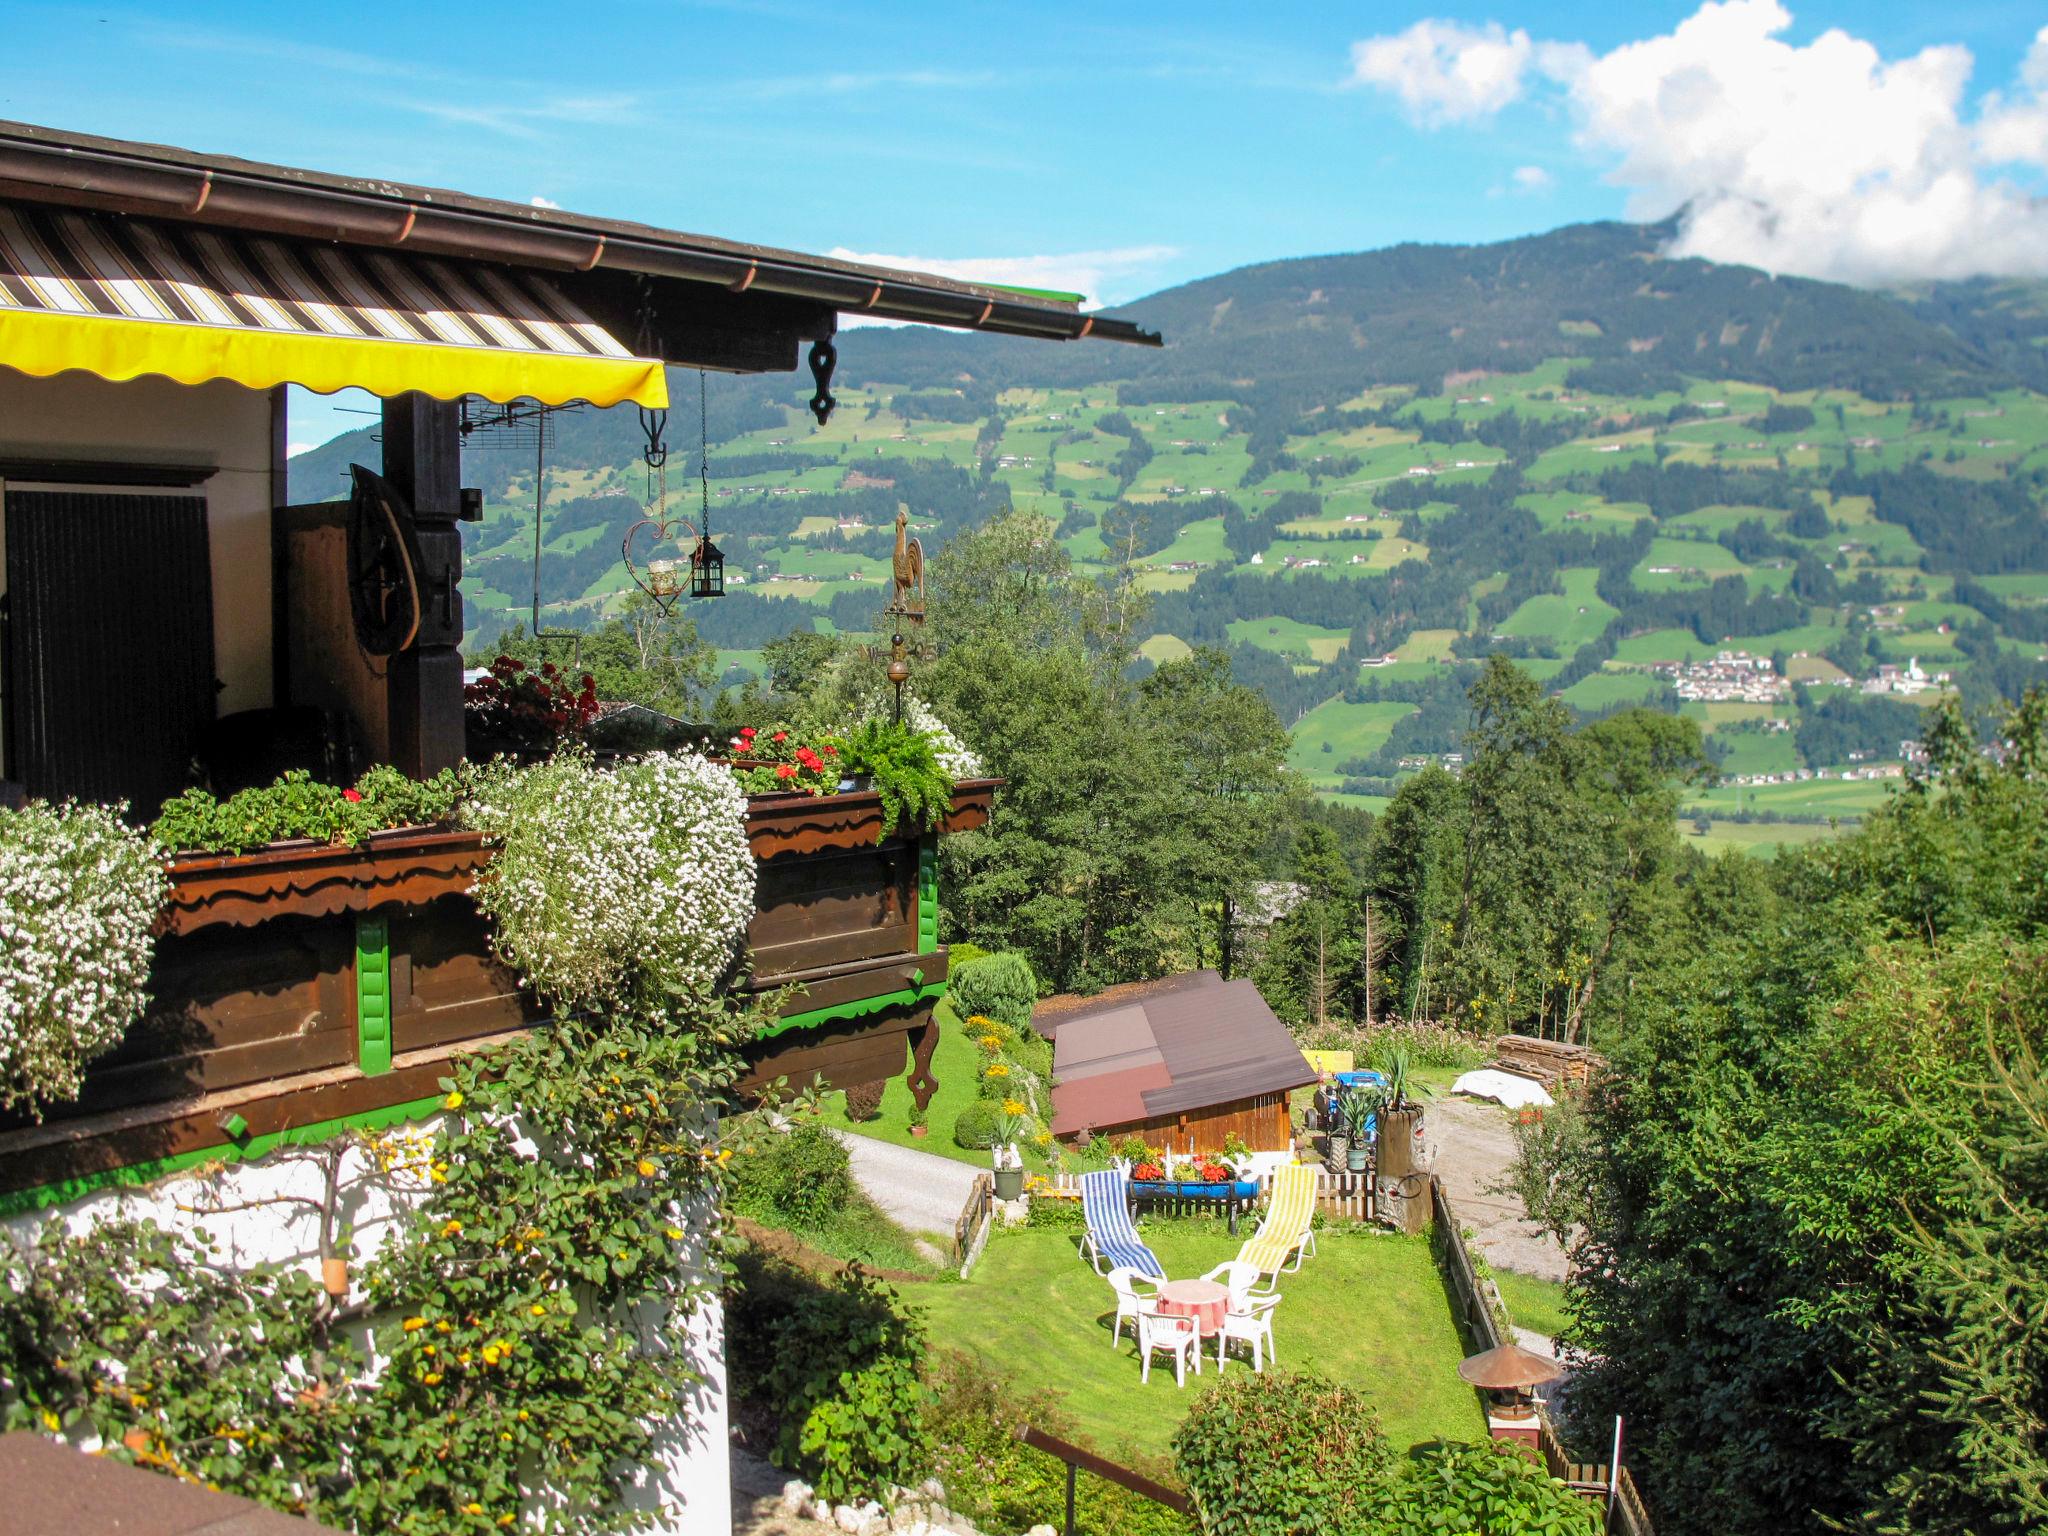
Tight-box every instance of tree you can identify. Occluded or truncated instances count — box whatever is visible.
[1255,825,1361,1029]
[484,591,716,717]
[1138,650,1290,975]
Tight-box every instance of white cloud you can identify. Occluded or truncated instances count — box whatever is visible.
[823,245,1181,323]
[1348,1,2048,284]
[1348,20,1539,126]
[530,195,561,209]
[1511,165,1553,192]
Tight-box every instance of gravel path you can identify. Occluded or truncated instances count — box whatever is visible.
[830,1130,983,1241]
[1426,1097,1566,1282]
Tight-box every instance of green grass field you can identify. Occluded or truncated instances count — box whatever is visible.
[1680,818,1851,859]
[1496,568,1616,648]
[1287,700,1418,782]
[1491,1270,1570,1340]
[1558,672,1660,710]
[914,1225,1484,1461]
[1229,616,1351,662]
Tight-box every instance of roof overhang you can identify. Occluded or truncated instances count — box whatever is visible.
[0,120,1163,351]
[0,200,666,407]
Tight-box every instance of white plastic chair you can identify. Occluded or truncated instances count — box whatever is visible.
[1217,1293,1281,1374]
[1137,1307,1201,1387]
[1201,1259,1269,1305]
[1104,1265,1160,1349]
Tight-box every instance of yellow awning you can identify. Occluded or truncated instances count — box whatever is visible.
[0,202,667,409]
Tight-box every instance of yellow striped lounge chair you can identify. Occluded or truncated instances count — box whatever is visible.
[1235,1164,1320,1282]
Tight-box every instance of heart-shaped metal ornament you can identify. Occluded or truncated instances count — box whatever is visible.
[621,512,700,615]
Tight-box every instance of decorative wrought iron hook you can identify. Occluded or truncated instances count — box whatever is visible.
[808,337,838,425]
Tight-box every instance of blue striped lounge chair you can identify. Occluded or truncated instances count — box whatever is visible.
[1079,1169,1165,1278]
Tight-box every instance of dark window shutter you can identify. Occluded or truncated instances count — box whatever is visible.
[4,490,215,815]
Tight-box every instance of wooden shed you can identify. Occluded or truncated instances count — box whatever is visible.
[1046,971,1316,1152]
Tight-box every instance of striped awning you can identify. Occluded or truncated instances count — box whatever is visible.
[0,201,666,408]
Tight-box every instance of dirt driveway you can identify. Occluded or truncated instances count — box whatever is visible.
[1426,1096,1565,1283]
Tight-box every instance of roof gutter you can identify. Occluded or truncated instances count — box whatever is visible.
[0,130,1161,348]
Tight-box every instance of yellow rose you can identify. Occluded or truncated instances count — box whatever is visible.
[530,1303,546,1316]
[423,1372,443,1385]
[402,1317,427,1332]
[441,1220,462,1237]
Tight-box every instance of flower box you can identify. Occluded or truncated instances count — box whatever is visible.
[1128,1178,1260,1200]
[159,826,495,936]
[744,777,996,860]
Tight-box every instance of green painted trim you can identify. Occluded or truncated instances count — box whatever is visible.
[0,1094,447,1219]
[917,835,940,954]
[755,981,949,1044]
[984,281,1088,305]
[356,915,393,1076]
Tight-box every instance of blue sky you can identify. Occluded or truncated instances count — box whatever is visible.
[9,2,2046,447]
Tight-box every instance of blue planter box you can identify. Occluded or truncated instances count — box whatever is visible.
[1130,1179,1259,1200]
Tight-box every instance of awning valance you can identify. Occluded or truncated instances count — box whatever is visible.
[0,202,666,408]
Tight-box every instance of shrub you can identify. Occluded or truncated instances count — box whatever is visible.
[953,1101,999,1150]
[0,800,165,1116]
[758,1267,932,1505]
[733,1121,853,1229]
[1172,1370,1395,1536]
[925,1351,1192,1536]
[463,748,754,1011]
[947,942,989,968]
[950,952,1039,1030]
[842,1080,884,1122]
[962,1013,1013,1050]
[1024,1194,1085,1229]
[1382,1441,1599,1535]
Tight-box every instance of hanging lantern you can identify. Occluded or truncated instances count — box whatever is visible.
[690,536,724,599]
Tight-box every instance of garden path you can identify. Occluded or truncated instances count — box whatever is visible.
[830,1129,982,1244]
[1427,1097,1566,1282]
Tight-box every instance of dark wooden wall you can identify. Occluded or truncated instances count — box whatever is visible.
[1075,1092,1294,1153]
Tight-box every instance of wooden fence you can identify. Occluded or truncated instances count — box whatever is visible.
[1037,1167,1383,1226]
[951,1172,993,1274]
[1534,1417,1657,1536]
[1013,1423,1190,1534]
[1429,1177,1506,1353]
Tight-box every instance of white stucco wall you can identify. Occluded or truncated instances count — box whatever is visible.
[1,1123,731,1534]
[0,367,276,715]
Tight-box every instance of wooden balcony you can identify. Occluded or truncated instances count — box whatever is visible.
[0,781,996,1206]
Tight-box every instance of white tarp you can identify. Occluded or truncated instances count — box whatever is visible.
[1453,1068,1555,1109]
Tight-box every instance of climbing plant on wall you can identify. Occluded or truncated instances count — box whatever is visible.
[0,750,761,1535]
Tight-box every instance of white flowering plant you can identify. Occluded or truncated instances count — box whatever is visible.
[462,747,756,1012]
[0,800,166,1117]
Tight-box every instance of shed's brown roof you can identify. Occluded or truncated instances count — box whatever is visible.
[0,1431,346,1534]
[1048,972,1316,1136]
[1033,970,1224,1038]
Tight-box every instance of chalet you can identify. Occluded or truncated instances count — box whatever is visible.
[0,118,1157,1527]
[1041,971,1316,1153]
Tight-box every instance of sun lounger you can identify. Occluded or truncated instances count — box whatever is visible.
[1079,1168,1165,1278]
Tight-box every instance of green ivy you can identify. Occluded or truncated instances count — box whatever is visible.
[154,765,464,856]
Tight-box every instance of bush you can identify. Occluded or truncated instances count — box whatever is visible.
[1381,1442,1599,1535]
[1025,1195,1085,1229]
[950,952,1039,1030]
[947,942,989,968]
[843,1080,884,1122]
[925,1351,1193,1536]
[1172,1371,1395,1536]
[0,799,165,1116]
[734,1121,854,1228]
[756,1266,932,1506]
[954,1101,999,1150]
[961,1013,1014,1050]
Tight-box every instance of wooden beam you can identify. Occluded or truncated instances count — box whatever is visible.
[379,395,464,778]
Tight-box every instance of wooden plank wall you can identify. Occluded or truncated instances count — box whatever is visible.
[1081,1091,1292,1153]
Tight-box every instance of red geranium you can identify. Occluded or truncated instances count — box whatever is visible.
[1199,1162,1231,1183]
[341,788,364,803]
[1133,1162,1163,1182]
[775,763,798,780]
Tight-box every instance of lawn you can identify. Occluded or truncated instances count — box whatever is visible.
[1680,819,1849,859]
[1495,568,1616,648]
[913,1224,1485,1462]
[1229,615,1351,662]
[1491,1269,1569,1340]
[1286,700,1417,784]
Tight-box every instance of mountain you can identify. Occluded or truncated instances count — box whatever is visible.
[288,218,2048,842]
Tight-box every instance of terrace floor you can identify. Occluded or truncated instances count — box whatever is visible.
[912,1223,1484,1464]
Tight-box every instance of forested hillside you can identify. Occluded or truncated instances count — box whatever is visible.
[289,218,2048,851]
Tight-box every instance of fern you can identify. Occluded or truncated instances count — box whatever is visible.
[834,720,955,841]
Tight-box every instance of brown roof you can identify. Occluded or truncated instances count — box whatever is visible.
[1048,972,1317,1137]
[0,1431,346,1534]
[0,120,1160,349]
[1457,1343,1566,1390]
[1034,971,1224,1038]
